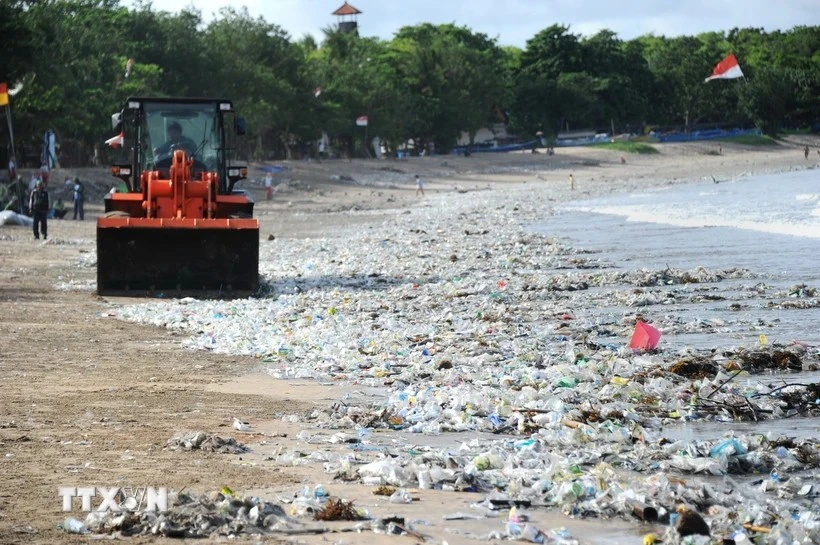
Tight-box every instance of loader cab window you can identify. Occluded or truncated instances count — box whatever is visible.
[140,102,220,173]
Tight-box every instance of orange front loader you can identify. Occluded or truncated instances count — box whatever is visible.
[97,97,259,295]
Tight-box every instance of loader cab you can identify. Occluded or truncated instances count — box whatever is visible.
[112,97,247,195]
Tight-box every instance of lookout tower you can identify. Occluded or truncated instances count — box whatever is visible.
[333,2,361,34]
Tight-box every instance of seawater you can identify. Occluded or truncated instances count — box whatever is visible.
[566,167,820,240]
[534,168,820,347]
[533,168,820,440]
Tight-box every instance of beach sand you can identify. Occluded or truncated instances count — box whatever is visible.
[0,136,818,544]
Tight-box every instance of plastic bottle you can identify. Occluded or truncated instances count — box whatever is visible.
[389,488,413,504]
[556,377,577,388]
[418,469,433,489]
[60,517,87,534]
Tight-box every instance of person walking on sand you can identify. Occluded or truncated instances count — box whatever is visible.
[29,180,49,240]
[805,145,810,160]
[569,173,575,191]
[72,177,85,220]
[415,174,425,197]
[264,172,273,201]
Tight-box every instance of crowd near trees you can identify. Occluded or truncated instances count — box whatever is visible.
[1,0,818,164]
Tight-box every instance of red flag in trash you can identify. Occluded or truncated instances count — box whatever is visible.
[629,321,661,351]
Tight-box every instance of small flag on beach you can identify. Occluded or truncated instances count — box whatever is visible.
[704,54,744,82]
[105,131,124,148]
[0,83,9,106]
[314,87,322,98]
[356,115,368,127]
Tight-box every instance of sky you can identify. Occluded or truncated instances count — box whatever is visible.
[124,0,820,46]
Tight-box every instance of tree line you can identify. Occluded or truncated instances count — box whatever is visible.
[1,0,818,166]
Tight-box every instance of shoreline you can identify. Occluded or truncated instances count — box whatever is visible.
[1,141,819,544]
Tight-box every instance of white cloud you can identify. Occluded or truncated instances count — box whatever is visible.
[123,0,820,46]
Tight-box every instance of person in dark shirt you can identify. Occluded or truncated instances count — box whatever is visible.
[154,121,197,158]
[29,180,50,239]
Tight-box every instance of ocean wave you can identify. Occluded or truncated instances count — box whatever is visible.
[580,205,820,239]
[562,170,820,239]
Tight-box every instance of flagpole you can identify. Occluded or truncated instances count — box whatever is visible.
[4,104,16,163]
[364,121,369,158]
[5,103,23,213]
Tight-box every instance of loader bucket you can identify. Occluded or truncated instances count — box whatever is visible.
[97,217,259,296]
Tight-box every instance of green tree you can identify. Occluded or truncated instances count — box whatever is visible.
[513,24,584,135]
[203,7,315,159]
[738,66,797,134]
[386,24,507,151]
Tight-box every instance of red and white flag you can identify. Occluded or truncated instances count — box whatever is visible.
[105,131,124,148]
[704,54,744,82]
[356,115,368,127]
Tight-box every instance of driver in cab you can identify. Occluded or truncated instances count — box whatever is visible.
[154,121,197,158]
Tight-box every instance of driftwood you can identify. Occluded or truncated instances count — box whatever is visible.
[743,523,772,534]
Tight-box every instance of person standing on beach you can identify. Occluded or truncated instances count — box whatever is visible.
[7,156,16,181]
[264,172,273,201]
[569,173,575,191]
[415,175,425,197]
[29,180,49,240]
[40,162,50,186]
[72,177,85,220]
[805,145,810,160]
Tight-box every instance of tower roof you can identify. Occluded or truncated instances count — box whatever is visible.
[332,2,362,16]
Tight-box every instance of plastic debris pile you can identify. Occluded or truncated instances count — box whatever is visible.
[43,237,94,246]
[110,185,820,542]
[61,491,312,538]
[54,278,96,292]
[165,431,250,454]
[61,489,437,539]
